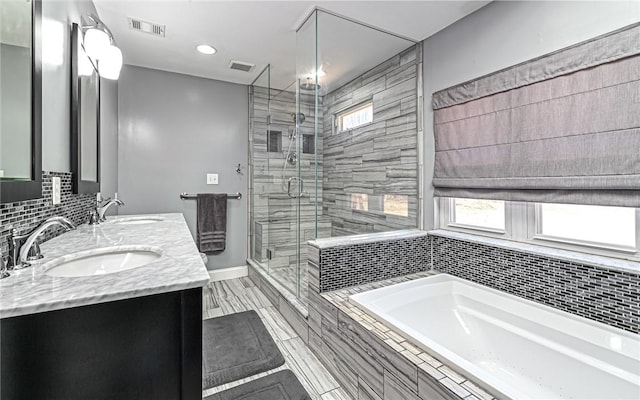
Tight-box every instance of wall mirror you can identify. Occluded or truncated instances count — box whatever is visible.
[0,0,42,203]
[71,23,100,194]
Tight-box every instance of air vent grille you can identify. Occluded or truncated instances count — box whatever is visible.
[127,17,166,37]
[229,60,255,73]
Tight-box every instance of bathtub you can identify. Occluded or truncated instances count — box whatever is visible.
[349,274,640,399]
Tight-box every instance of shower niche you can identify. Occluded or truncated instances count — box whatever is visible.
[249,9,421,303]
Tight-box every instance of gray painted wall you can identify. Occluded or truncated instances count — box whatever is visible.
[117,65,248,270]
[422,0,640,229]
[100,79,119,207]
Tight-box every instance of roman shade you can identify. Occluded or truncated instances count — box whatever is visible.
[432,23,640,207]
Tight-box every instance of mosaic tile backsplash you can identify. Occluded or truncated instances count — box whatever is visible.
[431,234,640,334]
[0,172,96,256]
[314,233,429,292]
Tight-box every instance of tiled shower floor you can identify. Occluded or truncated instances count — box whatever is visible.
[202,278,350,399]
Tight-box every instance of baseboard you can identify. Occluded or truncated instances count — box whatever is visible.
[208,265,248,282]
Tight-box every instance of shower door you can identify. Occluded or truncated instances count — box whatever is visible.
[250,65,309,300]
[263,84,305,299]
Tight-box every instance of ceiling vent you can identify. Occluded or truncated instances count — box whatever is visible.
[127,17,166,37]
[229,60,255,73]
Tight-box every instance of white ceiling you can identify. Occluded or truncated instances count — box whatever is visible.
[94,1,490,90]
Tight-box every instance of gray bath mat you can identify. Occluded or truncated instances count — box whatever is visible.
[203,310,285,389]
[204,370,311,400]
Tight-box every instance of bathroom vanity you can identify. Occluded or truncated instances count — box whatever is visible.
[0,214,209,400]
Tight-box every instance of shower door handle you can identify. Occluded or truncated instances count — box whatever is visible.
[287,177,303,198]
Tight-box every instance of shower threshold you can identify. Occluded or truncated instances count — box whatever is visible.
[246,258,309,317]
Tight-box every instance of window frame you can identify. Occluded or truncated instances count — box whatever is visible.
[437,198,640,261]
[531,203,639,254]
[333,100,373,134]
[447,198,507,235]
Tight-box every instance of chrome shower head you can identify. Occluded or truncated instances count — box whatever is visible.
[300,78,320,91]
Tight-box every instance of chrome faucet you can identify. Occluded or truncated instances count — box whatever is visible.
[97,198,125,222]
[8,216,76,269]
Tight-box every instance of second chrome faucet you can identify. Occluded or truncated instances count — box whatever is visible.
[89,195,125,225]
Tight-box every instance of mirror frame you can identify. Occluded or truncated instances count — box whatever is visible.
[0,0,43,203]
[70,23,100,194]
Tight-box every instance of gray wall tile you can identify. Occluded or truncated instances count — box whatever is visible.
[337,311,418,393]
[383,369,420,400]
[322,321,385,397]
[417,369,460,400]
[309,329,359,399]
[358,378,383,400]
[279,297,309,343]
[323,45,420,236]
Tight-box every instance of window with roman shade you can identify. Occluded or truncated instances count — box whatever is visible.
[432,23,640,207]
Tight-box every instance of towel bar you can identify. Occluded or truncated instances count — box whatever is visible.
[180,192,242,200]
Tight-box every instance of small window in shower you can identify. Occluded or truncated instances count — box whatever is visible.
[351,194,368,211]
[336,101,373,133]
[267,130,282,153]
[384,195,408,217]
[302,134,315,154]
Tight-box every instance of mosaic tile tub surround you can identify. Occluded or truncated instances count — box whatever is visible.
[308,229,430,292]
[0,171,96,256]
[430,231,640,334]
[304,228,639,399]
[305,231,488,399]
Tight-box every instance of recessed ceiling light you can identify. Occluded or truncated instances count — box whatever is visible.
[196,44,216,55]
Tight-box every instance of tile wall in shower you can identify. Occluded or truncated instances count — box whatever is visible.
[322,45,421,236]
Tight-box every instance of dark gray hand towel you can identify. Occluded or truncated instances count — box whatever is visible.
[197,193,227,253]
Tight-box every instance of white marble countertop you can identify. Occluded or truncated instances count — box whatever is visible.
[0,213,210,319]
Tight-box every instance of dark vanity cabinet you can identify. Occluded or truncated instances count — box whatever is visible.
[0,288,202,400]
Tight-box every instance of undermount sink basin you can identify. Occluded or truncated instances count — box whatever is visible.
[112,216,165,225]
[44,246,163,277]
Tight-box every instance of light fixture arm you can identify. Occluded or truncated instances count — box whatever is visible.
[82,13,117,45]
[79,13,123,80]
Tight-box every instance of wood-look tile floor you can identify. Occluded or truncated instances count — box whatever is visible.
[202,277,352,400]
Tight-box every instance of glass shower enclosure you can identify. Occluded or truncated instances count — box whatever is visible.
[249,9,421,304]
